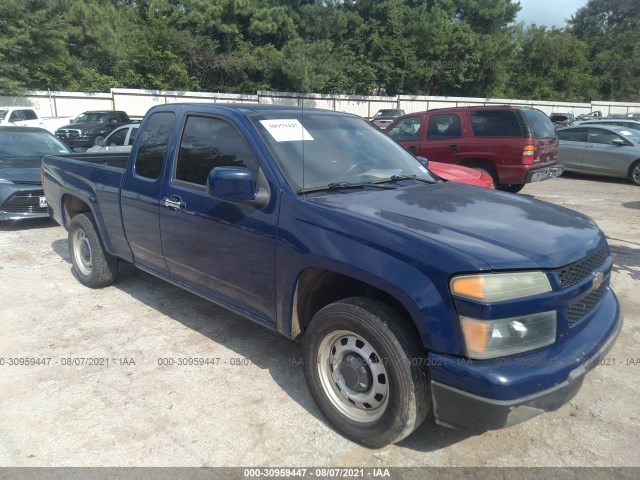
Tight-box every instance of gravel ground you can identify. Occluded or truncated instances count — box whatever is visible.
[0,173,638,468]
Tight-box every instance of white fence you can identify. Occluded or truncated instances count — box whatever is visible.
[2,88,639,120]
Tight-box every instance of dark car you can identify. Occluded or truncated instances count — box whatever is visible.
[371,109,405,129]
[56,110,130,150]
[0,126,71,221]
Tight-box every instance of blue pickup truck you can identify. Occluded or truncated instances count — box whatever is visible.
[42,103,622,447]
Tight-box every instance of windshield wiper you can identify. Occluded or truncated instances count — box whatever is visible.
[298,181,395,194]
[371,174,437,185]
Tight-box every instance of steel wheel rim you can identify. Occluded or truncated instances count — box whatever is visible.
[632,165,640,185]
[72,229,93,276]
[316,329,389,423]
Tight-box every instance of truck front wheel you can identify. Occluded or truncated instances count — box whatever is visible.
[68,213,118,288]
[303,297,430,447]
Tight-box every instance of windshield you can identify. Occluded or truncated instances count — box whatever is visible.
[250,112,436,191]
[71,112,107,124]
[0,131,71,158]
[375,109,403,117]
[618,130,640,144]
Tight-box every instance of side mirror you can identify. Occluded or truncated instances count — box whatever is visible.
[96,138,105,147]
[611,138,627,146]
[208,167,271,208]
[416,156,429,167]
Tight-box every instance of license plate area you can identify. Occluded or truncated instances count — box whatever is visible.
[39,196,48,208]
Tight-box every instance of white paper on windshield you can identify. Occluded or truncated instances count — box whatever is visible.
[620,130,633,136]
[260,119,314,142]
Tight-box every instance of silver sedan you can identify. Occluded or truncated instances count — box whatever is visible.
[557,125,640,186]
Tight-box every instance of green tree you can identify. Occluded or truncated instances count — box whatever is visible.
[0,0,76,93]
[509,25,597,101]
[569,0,640,100]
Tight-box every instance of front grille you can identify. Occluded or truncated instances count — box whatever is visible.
[555,244,609,288]
[1,192,46,214]
[56,129,81,140]
[567,284,607,326]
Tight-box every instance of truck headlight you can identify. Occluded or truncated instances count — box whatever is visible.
[450,272,551,302]
[460,311,557,359]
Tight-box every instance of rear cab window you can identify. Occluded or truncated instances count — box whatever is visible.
[134,112,176,180]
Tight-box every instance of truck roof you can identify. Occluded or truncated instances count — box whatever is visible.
[158,102,356,116]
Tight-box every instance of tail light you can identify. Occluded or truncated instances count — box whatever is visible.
[522,144,535,164]
[40,163,45,186]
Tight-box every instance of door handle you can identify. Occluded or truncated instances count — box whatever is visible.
[162,196,184,210]
[408,146,417,152]
[449,145,460,151]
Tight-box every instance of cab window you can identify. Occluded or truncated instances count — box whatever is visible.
[175,116,258,186]
[426,114,462,140]
[106,128,128,146]
[588,128,623,145]
[387,116,422,141]
[558,128,587,142]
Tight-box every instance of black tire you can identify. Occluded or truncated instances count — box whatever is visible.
[303,297,430,448]
[629,160,640,186]
[498,183,525,193]
[68,213,118,288]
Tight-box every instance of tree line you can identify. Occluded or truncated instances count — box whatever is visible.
[1,0,638,102]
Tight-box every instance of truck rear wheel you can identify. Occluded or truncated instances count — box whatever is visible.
[303,297,430,447]
[68,213,118,288]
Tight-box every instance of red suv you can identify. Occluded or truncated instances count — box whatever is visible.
[386,106,562,192]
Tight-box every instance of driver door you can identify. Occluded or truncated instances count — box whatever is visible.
[159,115,277,323]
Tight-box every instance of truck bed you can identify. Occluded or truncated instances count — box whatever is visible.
[42,152,133,262]
[63,153,129,170]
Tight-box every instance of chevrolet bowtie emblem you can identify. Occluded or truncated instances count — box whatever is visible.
[592,271,604,290]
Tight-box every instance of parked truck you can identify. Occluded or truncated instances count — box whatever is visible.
[55,110,131,150]
[0,106,72,133]
[42,103,621,447]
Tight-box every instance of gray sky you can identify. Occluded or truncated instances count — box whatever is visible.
[516,0,589,28]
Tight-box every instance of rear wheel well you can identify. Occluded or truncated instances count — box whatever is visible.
[292,268,416,339]
[62,195,91,225]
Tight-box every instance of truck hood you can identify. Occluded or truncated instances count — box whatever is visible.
[57,121,104,131]
[308,182,604,270]
[0,156,42,183]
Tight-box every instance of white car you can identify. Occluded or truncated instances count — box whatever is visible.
[86,123,139,153]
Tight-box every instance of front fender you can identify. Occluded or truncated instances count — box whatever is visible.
[275,194,486,355]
